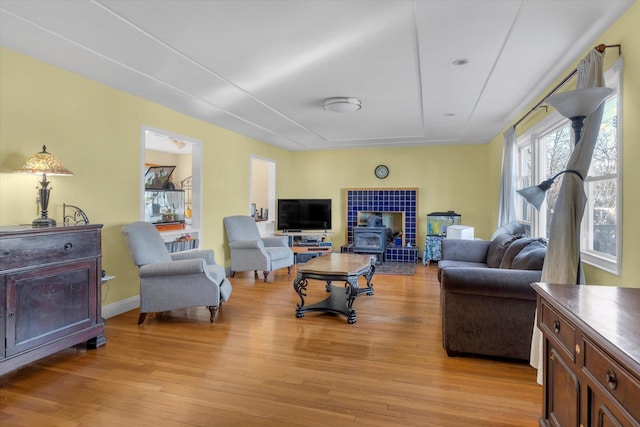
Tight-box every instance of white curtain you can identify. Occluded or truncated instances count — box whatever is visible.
[530,48,607,384]
[497,126,518,227]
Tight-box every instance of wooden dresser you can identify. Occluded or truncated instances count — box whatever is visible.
[531,283,640,427]
[0,224,105,376]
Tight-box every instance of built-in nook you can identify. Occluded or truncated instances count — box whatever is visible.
[358,211,405,244]
[142,127,202,252]
[343,188,418,263]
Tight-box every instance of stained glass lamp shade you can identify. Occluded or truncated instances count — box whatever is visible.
[14,145,73,226]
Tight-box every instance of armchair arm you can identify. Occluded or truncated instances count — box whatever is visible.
[229,240,265,250]
[441,239,490,263]
[262,236,289,247]
[139,258,206,277]
[171,249,215,265]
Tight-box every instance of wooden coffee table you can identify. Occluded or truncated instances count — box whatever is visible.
[293,253,376,324]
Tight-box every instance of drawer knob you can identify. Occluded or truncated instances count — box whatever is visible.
[606,370,617,390]
[63,242,73,251]
[553,320,560,334]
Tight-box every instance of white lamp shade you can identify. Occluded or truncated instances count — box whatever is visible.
[546,87,613,118]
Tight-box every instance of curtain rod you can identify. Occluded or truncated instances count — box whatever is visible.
[513,43,621,129]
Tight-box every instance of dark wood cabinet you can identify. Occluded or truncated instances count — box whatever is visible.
[532,283,640,427]
[1,224,105,375]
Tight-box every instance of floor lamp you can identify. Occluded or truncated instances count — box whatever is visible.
[518,86,611,210]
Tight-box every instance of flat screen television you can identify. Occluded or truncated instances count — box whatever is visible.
[277,199,332,231]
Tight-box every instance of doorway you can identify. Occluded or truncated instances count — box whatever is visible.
[141,126,203,240]
[250,157,276,236]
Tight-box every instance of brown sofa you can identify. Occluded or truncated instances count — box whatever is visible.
[437,225,547,361]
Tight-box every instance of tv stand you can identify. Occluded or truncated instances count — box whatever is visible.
[276,231,334,263]
[277,230,333,241]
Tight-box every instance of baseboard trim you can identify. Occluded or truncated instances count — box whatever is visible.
[102,296,140,319]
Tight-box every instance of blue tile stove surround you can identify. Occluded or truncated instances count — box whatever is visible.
[344,188,418,263]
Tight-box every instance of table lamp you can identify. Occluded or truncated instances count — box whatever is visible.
[14,145,73,226]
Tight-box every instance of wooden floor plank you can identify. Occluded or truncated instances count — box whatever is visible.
[0,264,541,426]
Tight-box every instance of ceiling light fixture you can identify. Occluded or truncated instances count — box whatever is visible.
[452,59,469,66]
[323,97,362,113]
[171,139,186,149]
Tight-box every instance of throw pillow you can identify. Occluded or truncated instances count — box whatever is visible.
[486,233,518,268]
[500,237,535,269]
[512,241,548,270]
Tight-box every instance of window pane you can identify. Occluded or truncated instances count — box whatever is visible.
[520,145,531,177]
[519,176,532,223]
[517,145,532,224]
[589,96,618,177]
[585,178,617,257]
[541,125,572,237]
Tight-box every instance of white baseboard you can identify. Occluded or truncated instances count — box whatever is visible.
[102,296,140,319]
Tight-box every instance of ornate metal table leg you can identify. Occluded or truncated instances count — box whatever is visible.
[325,280,332,292]
[361,262,375,296]
[344,279,360,324]
[293,274,308,318]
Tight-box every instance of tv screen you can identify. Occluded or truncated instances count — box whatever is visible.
[277,199,332,231]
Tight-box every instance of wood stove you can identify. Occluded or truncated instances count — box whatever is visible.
[353,226,387,263]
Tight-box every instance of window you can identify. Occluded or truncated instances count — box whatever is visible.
[516,59,622,275]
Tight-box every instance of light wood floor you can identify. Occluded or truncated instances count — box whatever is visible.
[0,263,541,426]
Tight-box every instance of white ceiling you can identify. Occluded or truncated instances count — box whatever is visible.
[0,0,633,151]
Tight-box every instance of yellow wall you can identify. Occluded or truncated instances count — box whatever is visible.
[0,47,292,306]
[0,46,493,310]
[486,2,640,288]
[284,144,494,249]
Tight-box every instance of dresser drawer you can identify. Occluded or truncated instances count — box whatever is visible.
[584,339,640,421]
[0,229,99,270]
[540,300,576,360]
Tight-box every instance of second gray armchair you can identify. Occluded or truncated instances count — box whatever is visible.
[223,215,294,282]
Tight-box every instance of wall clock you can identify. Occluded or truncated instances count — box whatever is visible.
[374,164,389,179]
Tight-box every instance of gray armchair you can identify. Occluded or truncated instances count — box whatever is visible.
[223,215,294,282]
[121,221,232,324]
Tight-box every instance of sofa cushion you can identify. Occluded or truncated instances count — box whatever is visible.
[438,260,489,270]
[437,259,489,282]
[512,240,547,270]
[486,234,518,268]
